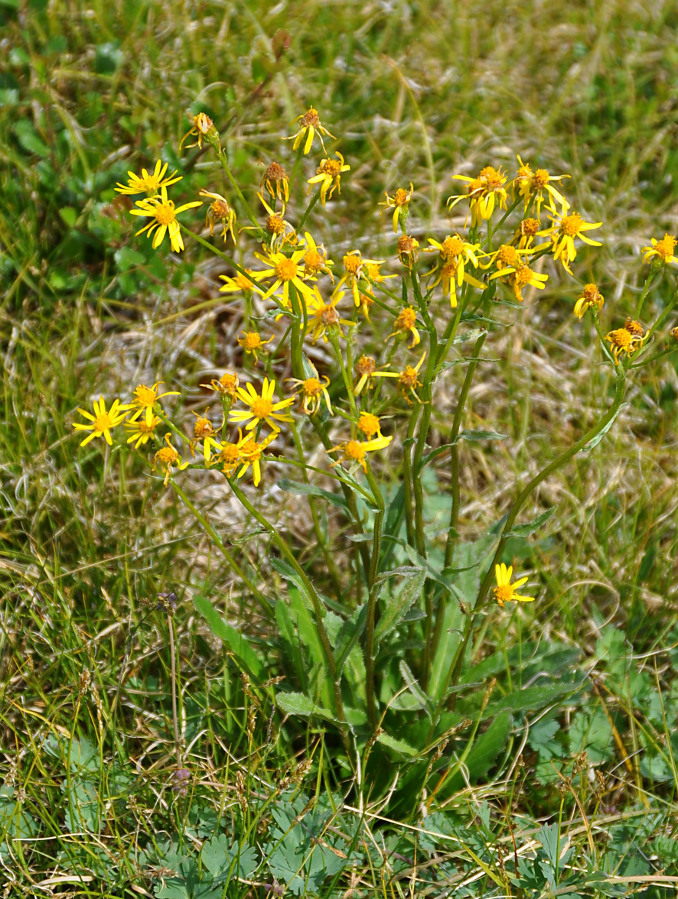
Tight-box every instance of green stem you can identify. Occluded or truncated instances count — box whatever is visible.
[440,370,627,712]
[216,148,260,229]
[297,190,321,233]
[635,269,659,321]
[169,482,272,616]
[228,478,346,725]
[363,464,385,729]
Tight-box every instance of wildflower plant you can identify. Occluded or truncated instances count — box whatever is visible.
[79,110,678,800]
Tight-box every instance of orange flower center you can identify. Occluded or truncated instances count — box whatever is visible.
[219,373,239,394]
[393,188,410,206]
[532,169,550,189]
[399,367,420,389]
[241,332,262,350]
[343,254,362,275]
[235,272,254,290]
[320,159,342,177]
[303,378,322,397]
[134,385,158,407]
[441,236,464,258]
[358,413,380,438]
[194,113,213,134]
[137,420,156,434]
[480,166,505,190]
[304,249,323,270]
[655,234,677,260]
[210,199,231,220]
[154,202,176,226]
[496,245,520,268]
[521,218,540,237]
[156,447,178,465]
[94,411,114,431]
[494,585,512,605]
[609,329,633,349]
[251,398,273,419]
[194,418,213,438]
[395,307,416,330]
[265,162,287,182]
[343,440,366,462]
[219,444,240,464]
[513,266,534,288]
[275,258,298,281]
[267,215,285,235]
[560,213,583,237]
[302,108,320,128]
[356,355,376,376]
[319,305,340,325]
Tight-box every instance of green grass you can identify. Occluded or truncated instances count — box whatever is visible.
[2,0,678,896]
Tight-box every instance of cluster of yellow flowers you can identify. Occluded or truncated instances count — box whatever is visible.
[78,108,678,608]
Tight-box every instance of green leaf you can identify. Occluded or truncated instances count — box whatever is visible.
[193,594,263,679]
[275,691,338,723]
[12,120,50,157]
[277,478,348,511]
[466,710,512,780]
[59,206,77,227]
[580,404,628,452]
[374,568,426,646]
[399,660,433,716]
[506,505,557,537]
[377,732,419,758]
[270,556,325,616]
[201,834,259,880]
[333,603,367,677]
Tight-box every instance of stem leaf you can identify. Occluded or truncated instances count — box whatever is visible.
[505,505,558,538]
[193,594,263,679]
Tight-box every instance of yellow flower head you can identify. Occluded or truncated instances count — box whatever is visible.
[215,438,242,477]
[287,373,332,416]
[329,434,393,474]
[129,186,202,253]
[254,248,316,310]
[337,251,390,307]
[515,217,542,250]
[261,161,290,203]
[354,355,377,394]
[357,412,382,440]
[180,112,219,151]
[237,331,273,364]
[124,414,161,449]
[286,106,335,155]
[301,232,334,280]
[219,268,262,295]
[397,235,419,269]
[642,233,677,266]
[448,165,509,227]
[235,429,277,487]
[307,152,350,206]
[201,371,239,398]
[573,283,604,320]
[543,210,602,274]
[489,263,548,303]
[115,159,182,196]
[426,234,485,307]
[73,396,130,446]
[153,434,189,486]
[306,287,354,343]
[605,326,646,364]
[199,189,236,244]
[256,193,297,252]
[128,381,180,426]
[494,563,534,608]
[387,306,420,348]
[380,183,414,233]
[512,155,570,216]
[190,410,222,463]
[229,377,295,433]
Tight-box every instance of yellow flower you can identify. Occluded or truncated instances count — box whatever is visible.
[494,563,534,608]
[448,165,509,227]
[329,434,393,473]
[128,381,180,426]
[573,283,604,320]
[124,414,161,449]
[512,155,570,216]
[514,217,542,250]
[337,251,388,307]
[380,183,414,233]
[397,235,419,269]
[605,326,646,364]
[543,211,602,275]
[219,268,263,296]
[306,287,354,343]
[229,378,294,432]
[261,161,290,203]
[642,233,677,266]
[234,429,277,487]
[201,371,239,398]
[288,373,332,416]
[199,189,236,244]
[426,234,485,307]
[257,193,297,251]
[254,248,316,311]
[190,410,222,463]
[180,112,219,151]
[387,306,420,348]
[129,186,202,253]
[153,434,189,486]
[286,107,335,155]
[354,355,378,394]
[301,232,334,280]
[73,396,130,446]
[237,331,273,364]
[215,437,242,477]
[307,152,350,205]
[368,352,427,404]
[489,264,548,303]
[357,412,382,440]
[115,159,182,196]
